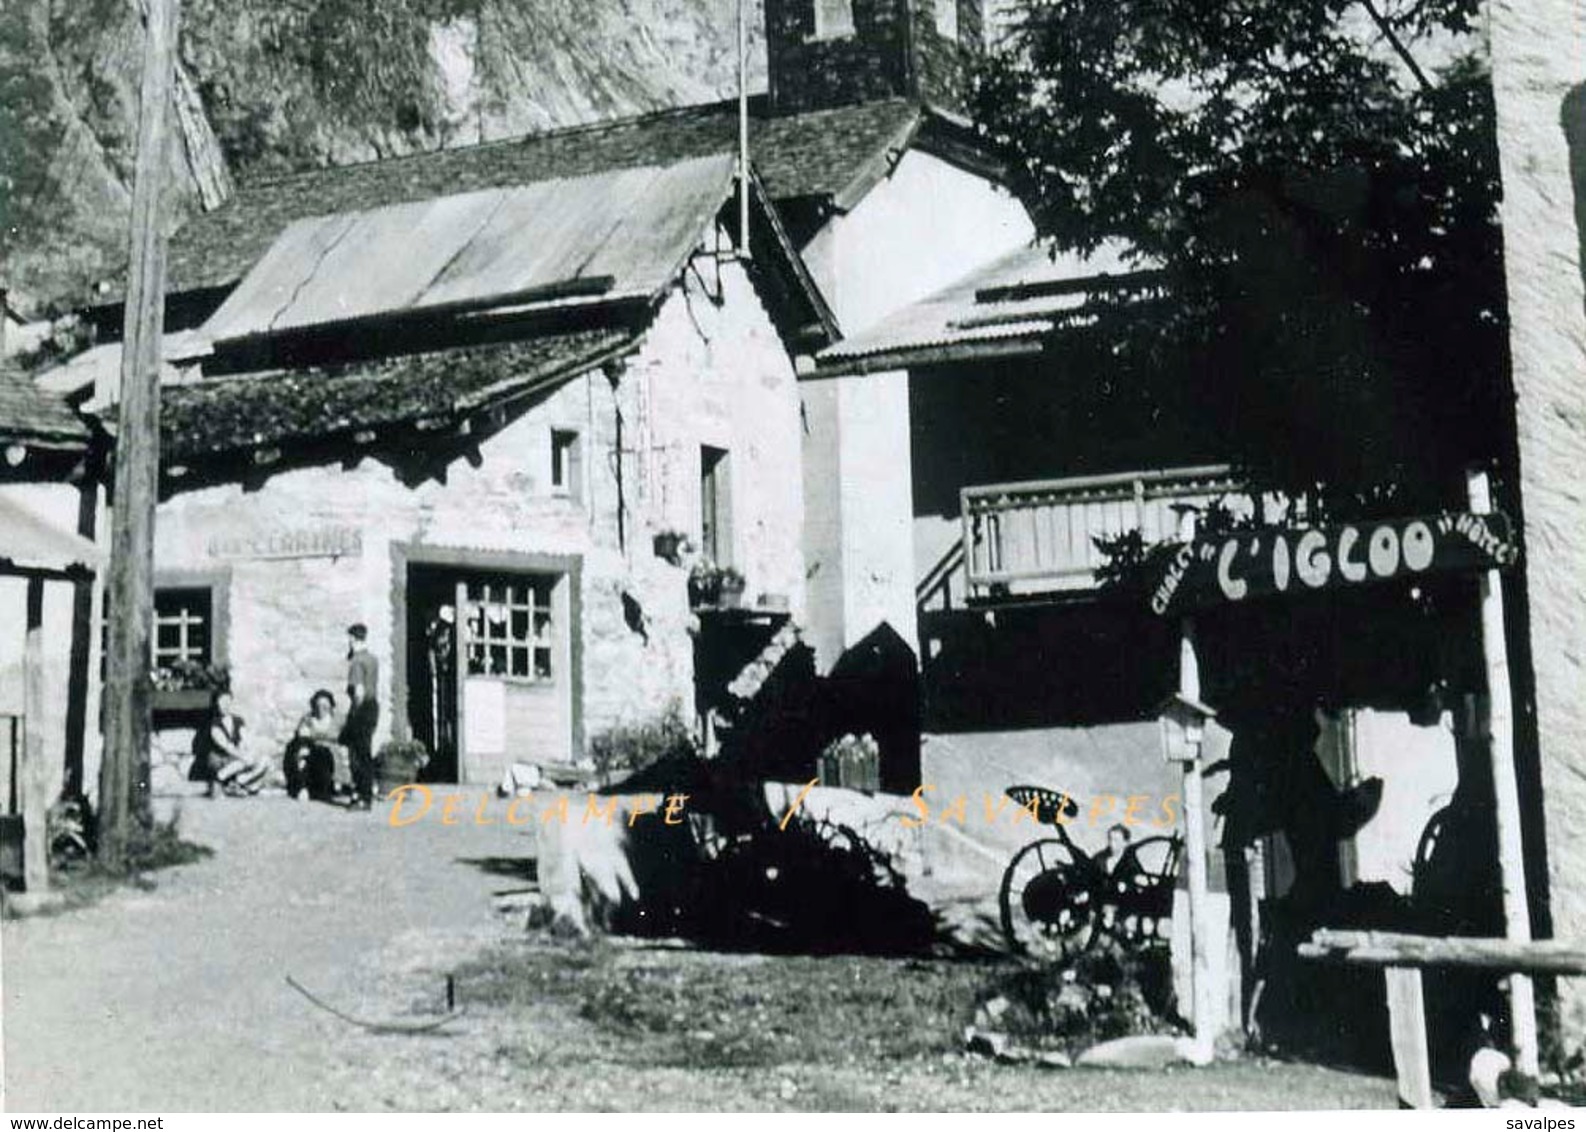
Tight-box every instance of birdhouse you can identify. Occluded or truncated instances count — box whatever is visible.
[1159,691,1217,763]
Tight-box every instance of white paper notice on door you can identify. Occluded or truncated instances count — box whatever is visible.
[463,677,506,756]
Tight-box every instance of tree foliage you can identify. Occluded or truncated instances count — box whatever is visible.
[971,0,1508,515]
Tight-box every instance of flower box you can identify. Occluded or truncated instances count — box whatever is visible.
[152,688,213,713]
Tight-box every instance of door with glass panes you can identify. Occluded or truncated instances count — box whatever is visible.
[453,572,569,782]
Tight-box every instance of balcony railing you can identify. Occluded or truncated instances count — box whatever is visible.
[960,466,1251,601]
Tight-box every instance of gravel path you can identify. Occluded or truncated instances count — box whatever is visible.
[1,789,532,1112]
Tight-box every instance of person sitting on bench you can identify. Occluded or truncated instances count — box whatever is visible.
[285,689,343,803]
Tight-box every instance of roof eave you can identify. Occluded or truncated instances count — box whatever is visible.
[809,334,1047,379]
[827,110,926,215]
[745,171,842,346]
[162,331,642,476]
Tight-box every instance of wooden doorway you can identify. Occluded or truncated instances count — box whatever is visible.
[404,559,576,784]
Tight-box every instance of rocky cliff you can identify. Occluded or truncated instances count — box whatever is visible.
[0,0,767,309]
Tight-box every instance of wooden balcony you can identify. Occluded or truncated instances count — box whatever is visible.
[954,466,1252,604]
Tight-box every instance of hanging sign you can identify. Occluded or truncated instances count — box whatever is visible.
[1150,511,1518,616]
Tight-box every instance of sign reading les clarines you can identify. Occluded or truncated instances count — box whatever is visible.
[206,524,363,561]
[1150,511,1519,616]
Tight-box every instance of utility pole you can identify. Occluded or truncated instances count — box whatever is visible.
[100,0,180,868]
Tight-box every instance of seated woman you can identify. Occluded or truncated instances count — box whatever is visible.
[197,690,270,797]
[285,689,343,802]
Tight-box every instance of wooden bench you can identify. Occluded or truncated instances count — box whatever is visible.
[1301,928,1586,1107]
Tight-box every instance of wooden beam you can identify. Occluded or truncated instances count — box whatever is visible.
[1300,929,1586,974]
[63,481,101,796]
[22,577,49,894]
[101,0,180,868]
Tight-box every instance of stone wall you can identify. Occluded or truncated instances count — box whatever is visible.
[766,0,911,114]
[147,249,804,772]
[764,0,981,115]
[912,0,983,111]
[1489,0,1586,1041]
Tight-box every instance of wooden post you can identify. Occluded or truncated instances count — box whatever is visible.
[100,0,180,868]
[22,578,49,894]
[1466,468,1539,1077]
[1177,509,1215,1063]
[1384,966,1435,1109]
[63,481,101,796]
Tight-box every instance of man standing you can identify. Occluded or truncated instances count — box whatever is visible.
[342,623,380,811]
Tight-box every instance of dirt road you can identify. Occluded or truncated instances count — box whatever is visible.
[2,783,1400,1113]
[2,791,530,1111]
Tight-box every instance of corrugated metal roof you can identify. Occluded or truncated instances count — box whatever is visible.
[0,493,104,577]
[816,240,1155,370]
[201,153,738,344]
[137,98,925,304]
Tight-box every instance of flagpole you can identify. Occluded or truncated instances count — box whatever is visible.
[737,0,751,260]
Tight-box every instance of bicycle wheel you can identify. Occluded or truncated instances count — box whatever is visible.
[999,837,1097,960]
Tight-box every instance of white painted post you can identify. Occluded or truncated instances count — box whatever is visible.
[1384,965,1436,1109]
[1466,468,1539,1077]
[1178,509,1215,1063]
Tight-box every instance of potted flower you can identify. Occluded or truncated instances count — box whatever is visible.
[688,560,723,607]
[688,562,748,609]
[652,529,694,567]
[717,566,747,609]
[377,738,430,797]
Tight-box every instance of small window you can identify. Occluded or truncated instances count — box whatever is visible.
[935,0,958,40]
[153,588,213,672]
[551,429,583,500]
[813,0,855,39]
[700,445,733,568]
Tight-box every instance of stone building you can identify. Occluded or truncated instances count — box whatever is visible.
[115,162,818,785]
[47,0,1029,788]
